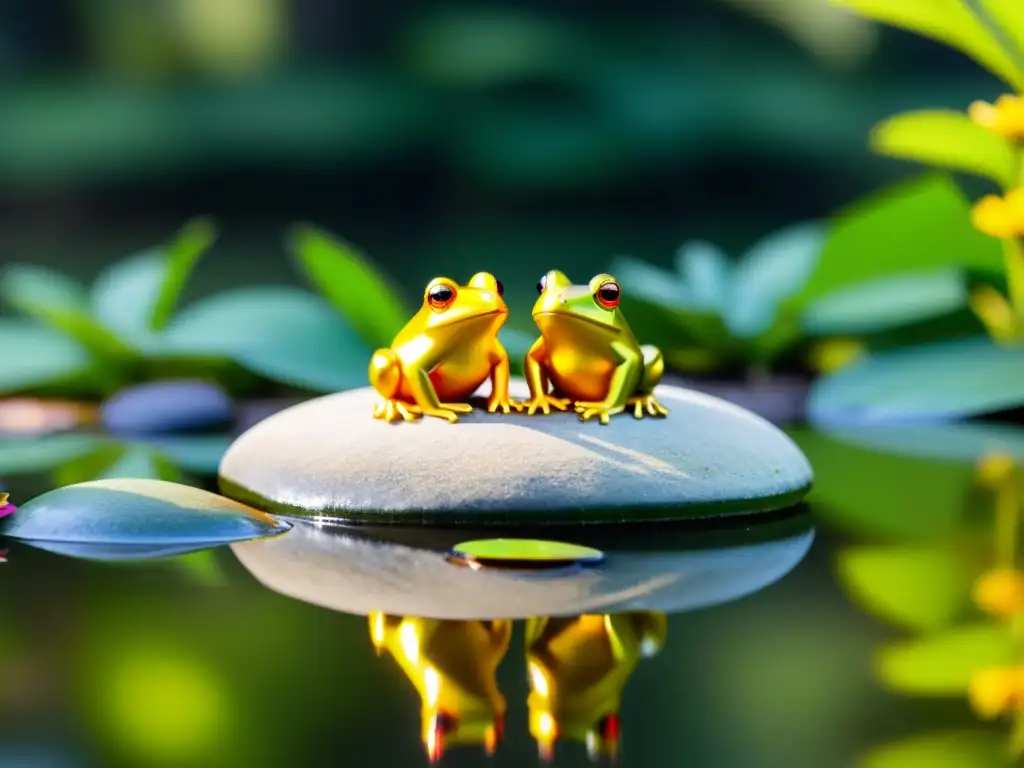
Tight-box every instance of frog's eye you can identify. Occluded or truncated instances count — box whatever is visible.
[595,280,620,309]
[496,279,504,297]
[536,275,547,294]
[428,283,456,309]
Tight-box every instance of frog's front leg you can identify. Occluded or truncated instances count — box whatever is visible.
[626,345,669,419]
[406,366,473,423]
[523,338,571,416]
[485,340,523,414]
[369,349,420,422]
[575,342,642,425]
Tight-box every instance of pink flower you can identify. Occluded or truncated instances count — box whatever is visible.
[0,492,15,518]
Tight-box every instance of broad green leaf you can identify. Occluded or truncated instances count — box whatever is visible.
[0,264,136,359]
[160,286,371,392]
[675,241,731,312]
[823,422,1024,464]
[145,435,233,475]
[789,429,974,539]
[802,269,968,335]
[830,0,1024,90]
[876,624,1015,695]
[870,110,1017,189]
[0,319,95,393]
[288,224,408,349]
[610,257,684,308]
[0,433,105,475]
[862,730,1010,768]
[89,249,166,346]
[792,175,1003,308]
[53,444,125,487]
[807,335,1024,425]
[98,445,182,481]
[150,217,217,331]
[981,0,1024,58]
[728,221,825,337]
[837,545,976,631]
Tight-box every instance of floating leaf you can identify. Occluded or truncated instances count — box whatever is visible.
[876,624,1015,695]
[1,478,289,546]
[728,221,825,337]
[0,433,106,475]
[863,730,1010,768]
[802,269,968,335]
[808,335,1024,425]
[150,217,217,331]
[160,286,371,392]
[870,110,1017,189]
[980,0,1024,58]
[449,538,605,569]
[838,545,976,631]
[0,320,95,394]
[821,422,1024,464]
[288,224,408,350]
[829,0,1024,90]
[793,175,1003,307]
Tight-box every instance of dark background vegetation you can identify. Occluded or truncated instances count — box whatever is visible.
[0,2,1005,767]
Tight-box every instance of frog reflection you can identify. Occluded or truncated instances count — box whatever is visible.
[368,612,511,762]
[525,612,668,761]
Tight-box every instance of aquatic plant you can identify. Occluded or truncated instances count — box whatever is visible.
[807,0,1024,425]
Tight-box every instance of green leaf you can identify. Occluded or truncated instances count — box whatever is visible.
[0,433,106,475]
[871,110,1018,189]
[876,624,1015,695]
[793,175,1004,308]
[0,319,95,394]
[160,286,371,392]
[145,435,233,475]
[808,335,1024,425]
[802,269,968,336]
[171,551,228,587]
[0,263,137,359]
[149,217,217,331]
[53,444,125,487]
[862,731,1011,768]
[288,224,408,349]
[837,545,976,631]
[980,0,1024,59]
[830,0,1024,90]
[89,249,167,347]
[97,445,183,481]
[788,429,975,540]
[822,421,1024,464]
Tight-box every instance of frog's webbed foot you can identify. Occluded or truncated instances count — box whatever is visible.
[487,396,524,415]
[574,402,625,425]
[524,394,572,416]
[373,398,420,423]
[627,393,669,419]
[404,402,469,423]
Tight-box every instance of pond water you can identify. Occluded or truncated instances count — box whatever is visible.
[0,423,1019,768]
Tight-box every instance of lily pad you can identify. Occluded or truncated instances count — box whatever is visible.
[1,479,289,551]
[807,335,1024,425]
[448,538,605,570]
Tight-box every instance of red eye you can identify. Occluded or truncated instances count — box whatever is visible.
[595,281,620,309]
[428,283,456,309]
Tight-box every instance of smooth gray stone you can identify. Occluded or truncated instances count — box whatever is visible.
[100,379,233,437]
[218,379,813,524]
[1,478,290,546]
[230,521,815,619]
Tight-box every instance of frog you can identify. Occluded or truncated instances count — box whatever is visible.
[524,612,668,761]
[368,272,521,423]
[369,613,512,761]
[523,270,669,425]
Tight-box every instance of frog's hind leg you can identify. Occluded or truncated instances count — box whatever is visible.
[627,345,669,419]
[368,349,420,423]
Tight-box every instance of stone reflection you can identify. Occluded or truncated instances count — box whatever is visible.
[368,613,511,762]
[368,610,667,762]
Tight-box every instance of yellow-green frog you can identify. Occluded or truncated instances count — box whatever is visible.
[368,272,520,423]
[524,270,669,424]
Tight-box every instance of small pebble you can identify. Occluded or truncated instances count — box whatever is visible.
[100,380,234,436]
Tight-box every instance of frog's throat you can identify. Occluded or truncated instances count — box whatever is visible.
[533,311,620,333]
[432,308,506,328]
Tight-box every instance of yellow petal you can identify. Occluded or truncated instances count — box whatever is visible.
[969,100,999,129]
[969,286,1018,342]
[972,196,1018,238]
[969,667,1017,719]
[974,569,1024,616]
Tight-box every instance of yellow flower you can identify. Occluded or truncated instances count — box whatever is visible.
[969,95,1024,139]
[972,189,1024,238]
[975,452,1017,487]
[970,666,1024,719]
[808,339,865,373]
[974,569,1024,617]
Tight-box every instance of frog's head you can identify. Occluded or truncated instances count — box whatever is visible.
[420,272,508,334]
[532,270,624,337]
